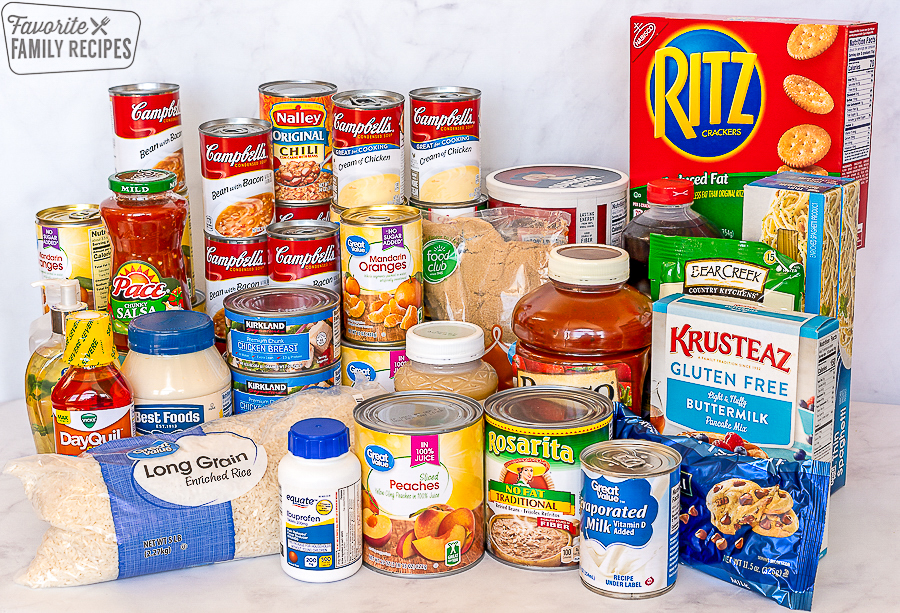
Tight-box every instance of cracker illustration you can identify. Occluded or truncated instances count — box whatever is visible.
[777,164,828,176]
[783,75,834,114]
[777,124,831,168]
[787,24,839,60]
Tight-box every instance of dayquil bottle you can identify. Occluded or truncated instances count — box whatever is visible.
[51,310,135,456]
[512,244,652,416]
[100,169,190,353]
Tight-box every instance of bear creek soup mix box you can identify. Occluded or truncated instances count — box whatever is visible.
[629,14,877,247]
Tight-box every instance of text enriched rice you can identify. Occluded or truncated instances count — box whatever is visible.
[4,385,381,588]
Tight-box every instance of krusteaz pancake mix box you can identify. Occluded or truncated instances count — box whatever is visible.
[628,14,877,247]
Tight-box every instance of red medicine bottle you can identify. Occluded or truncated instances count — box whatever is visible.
[100,169,190,352]
[512,244,652,416]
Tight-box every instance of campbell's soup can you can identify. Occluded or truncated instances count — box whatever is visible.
[204,232,269,348]
[275,200,332,223]
[109,83,186,192]
[200,118,275,238]
[267,220,340,294]
[486,165,629,245]
[409,87,481,204]
[259,80,337,204]
[332,90,405,208]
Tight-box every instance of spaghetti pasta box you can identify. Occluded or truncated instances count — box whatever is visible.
[650,294,847,493]
[629,13,877,248]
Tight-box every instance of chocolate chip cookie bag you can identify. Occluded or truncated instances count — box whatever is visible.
[614,406,829,611]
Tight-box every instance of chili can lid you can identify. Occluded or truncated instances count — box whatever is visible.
[109,169,177,194]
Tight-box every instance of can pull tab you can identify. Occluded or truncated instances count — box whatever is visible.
[607,450,650,469]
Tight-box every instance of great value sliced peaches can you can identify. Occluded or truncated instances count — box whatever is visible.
[354,391,484,577]
[340,205,423,344]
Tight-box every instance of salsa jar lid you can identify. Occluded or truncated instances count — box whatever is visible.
[108,169,177,194]
[484,386,613,433]
[354,391,482,435]
[580,440,681,478]
[258,80,337,99]
[223,286,339,318]
[340,204,421,227]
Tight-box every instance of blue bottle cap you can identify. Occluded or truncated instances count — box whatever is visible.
[288,418,350,459]
[128,311,215,355]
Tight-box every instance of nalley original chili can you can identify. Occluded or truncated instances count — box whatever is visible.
[200,118,275,238]
[109,83,186,191]
[204,232,269,346]
[332,90,405,208]
[267,220,340,294]
[259,80,337,204]
[409,87,481,204]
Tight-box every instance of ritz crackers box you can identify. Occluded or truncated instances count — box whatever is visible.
[629,14,877,248]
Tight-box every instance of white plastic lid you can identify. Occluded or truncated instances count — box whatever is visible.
[486,164,629,205]
[405,321,485,365]
[548,244,629,285]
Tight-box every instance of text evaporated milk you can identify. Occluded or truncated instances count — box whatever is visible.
[353,391,484,577]
[409,87,481,203]
[332,90,405,208]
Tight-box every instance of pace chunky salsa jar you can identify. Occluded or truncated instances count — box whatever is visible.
[512,244,652,416]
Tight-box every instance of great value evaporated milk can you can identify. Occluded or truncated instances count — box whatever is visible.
[409,87,481,203]
[267,220,340,295]
[353,391,484,577]
[483,386,613,570]
[340,340,407,392]
[230,362,340,414]
[580,440,682,599]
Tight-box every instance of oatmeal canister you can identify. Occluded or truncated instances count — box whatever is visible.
[340,205,423,343]
[409,87,481,203]
[230,362,340,414]
[267,220,340,295]
[340,340,407,392]
[204,232,269,347]
[224,286,339,374]
[580,440,681,599]
[200,118,275,238]
[35,204,112,311]
[484,386,613,570]
[353,391,484,577]
[332,90,405,208]
[259,80,337,204]
[109,83,186,191]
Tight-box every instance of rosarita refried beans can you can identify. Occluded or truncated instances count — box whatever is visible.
[109,83,187,192]
[409,87,481,204]
[259,80,337,204]
[267,220,340,295]
[332,90,405,208]
[199,118,275,238]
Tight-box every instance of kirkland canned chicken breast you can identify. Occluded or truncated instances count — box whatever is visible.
[484,386,613,570]
[340,340,407,392]
[200,118,275,238]
[579,440,681,599]
[332,90,405,208]
[109,83,187,191]
[224,286,340,374]
[259,80,337,204]
[409,87,481,203]
[354,391,484,577]
[230,362,340,414]
[267,220,340,295]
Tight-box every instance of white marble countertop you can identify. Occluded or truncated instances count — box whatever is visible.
[0,398,893,612]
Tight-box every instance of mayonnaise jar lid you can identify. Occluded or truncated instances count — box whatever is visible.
[128,311,215,355]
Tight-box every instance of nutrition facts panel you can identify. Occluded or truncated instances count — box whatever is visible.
[842,32,877,164]
[812,332,839,464]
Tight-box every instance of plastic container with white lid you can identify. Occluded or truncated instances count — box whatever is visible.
[121,310,232,434]
[393,321,498,401]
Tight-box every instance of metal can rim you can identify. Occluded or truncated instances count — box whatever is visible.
[204,231,269,245]
[341,338,406,351]
[223,286,338,318]
[409,194,489,210]
[36,204,103,227]
[484,385,613,432]
[332,89,405,110]
[340,204,421,227]
[266,219,339,240]
[354,390,483,435]
[199,117,273,137]
[258,80,338,98]
[229,360,340,380]
[580,439,682,478]
[109,82,179,96]
[409,86,482,101]
[275,197,333,207]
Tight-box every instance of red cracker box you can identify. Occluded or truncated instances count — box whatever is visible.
[629,14,877,247]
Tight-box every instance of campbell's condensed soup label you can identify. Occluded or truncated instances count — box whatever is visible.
[332,90,405,208]
[275,200,331,223]
[204,232,269,344]
[267,220,340,295]
[409,87,481,203]
[200,118,275,238]
[109,83,186,191]
[259,80,337,203]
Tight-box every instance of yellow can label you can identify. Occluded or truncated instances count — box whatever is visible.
[341,344,407,391]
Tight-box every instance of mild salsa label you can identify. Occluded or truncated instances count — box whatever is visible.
[109,260,188,335]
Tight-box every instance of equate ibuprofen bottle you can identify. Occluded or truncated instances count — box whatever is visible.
[512,244,652,416]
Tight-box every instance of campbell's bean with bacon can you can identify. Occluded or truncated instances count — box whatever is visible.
[200,118,275,239]
[332,90,405,208]
[267,220,340,295]
[275,200,332,223]
[259,80,337,204]
[204,232,269,348]
[409,87,481,204]
[109,83,187,192]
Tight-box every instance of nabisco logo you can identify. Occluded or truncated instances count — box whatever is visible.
[632,22,656,49]
[112,274,167,300]
[333,112,393,137]
[131,99,180,122]
[413,106,475,129]
[207,246,265,271]
[275,245,336,268]
[669,324,793,373]
[206,143,268,166]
